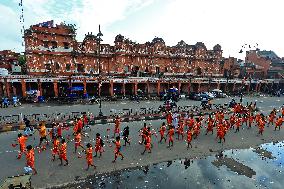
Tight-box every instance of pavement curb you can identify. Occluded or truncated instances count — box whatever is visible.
[0,109,229,133]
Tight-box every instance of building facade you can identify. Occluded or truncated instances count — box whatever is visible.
[24,21,223,77]
[246,50,284,79]
[0,50,20,72]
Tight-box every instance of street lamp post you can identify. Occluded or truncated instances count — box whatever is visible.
[97,25,103,117]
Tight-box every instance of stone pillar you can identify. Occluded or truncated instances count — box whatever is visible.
[178,80,181,94]
[110,80,114,97]
[225,81,228,92]
[53,80,58,97]
[122,82,126,96]
[12,83,17,96]
[157,80,161,95]
[255,83,258,92]
[232,82,236,92]
[134,81,138,95]
[146,80,150,97]
[98,81,101,97]
[247,83,250,93]
[5,81,11,98]
[0,83,3,97]
[188,82,191,94]
[38,80,42,96]
[198,83,201,93]
[21,79,26,98]
[217,82,220,89]
[83,79,87,95]
[258,82,261,92]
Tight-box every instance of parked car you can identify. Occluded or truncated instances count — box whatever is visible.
[187,92,202,101]
[211,89,227,98]
[200,92,216,100]
[160,88,179,102]
[199,92,214,100]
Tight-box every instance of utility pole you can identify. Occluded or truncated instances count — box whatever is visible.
[97,25,103,117]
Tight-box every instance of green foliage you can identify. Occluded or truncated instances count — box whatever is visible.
[18,55,26,66]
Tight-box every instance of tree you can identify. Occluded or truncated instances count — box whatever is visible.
[18,55,26,66]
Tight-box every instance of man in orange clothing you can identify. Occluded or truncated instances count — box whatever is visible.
[51,136,60,161]
[73,119,78,135]
[186,129,193,149]
[94,133,104,157]
[59,139,69,166]
[167,125,175,147]
[258,117,265,135]
[112,136,124,163]
[141,132,152,155]
[218,111,224,123]
[255,113,261,125]
[38,123,49,151]
[77,118,83,133]
[114,115,121,138]
[15,133,28,159]
[159,122,167,143]
[85,143,96,170]
[275,116,283,131]
[205,115,214,135]
[217,122,225,143]
[193,118,201,139]
[186,114,195,130]
[166,112,173,126]
[57,123,63,138]
[25,145,37,174]
[248,113,255,129]
[268,111,276,127]
[74,131,84,157]
[258,114,266,135]
[83,114,91,131]
[139,123,148,145]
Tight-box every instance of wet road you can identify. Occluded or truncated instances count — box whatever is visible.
[0,96,283,188]
[60,141,284,189]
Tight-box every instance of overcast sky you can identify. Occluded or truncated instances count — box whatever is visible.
[1,0,283,59]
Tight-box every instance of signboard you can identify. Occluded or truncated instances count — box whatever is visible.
[8,79,21,82]
[40,78,54,82]
[86,80,98,83]
[72,80,83,83]
[24,79,37,82]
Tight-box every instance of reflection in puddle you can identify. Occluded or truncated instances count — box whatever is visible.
[183,158,191,169]
[55,141,284,189]
[212,156,256,178]
[253,147,276,159]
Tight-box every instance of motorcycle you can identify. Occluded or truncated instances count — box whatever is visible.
[12,96,22,107]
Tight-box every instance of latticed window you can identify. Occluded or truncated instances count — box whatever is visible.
[55,62,60,70]
[43,41,49,48]
[77,64,85,72]
[63,42,69,49]
[66,64,71,71]
[45,64,51,71]
[51,41,57,49]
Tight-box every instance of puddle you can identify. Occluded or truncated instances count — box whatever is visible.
[253,147,276,159]
[52,141,284,189]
